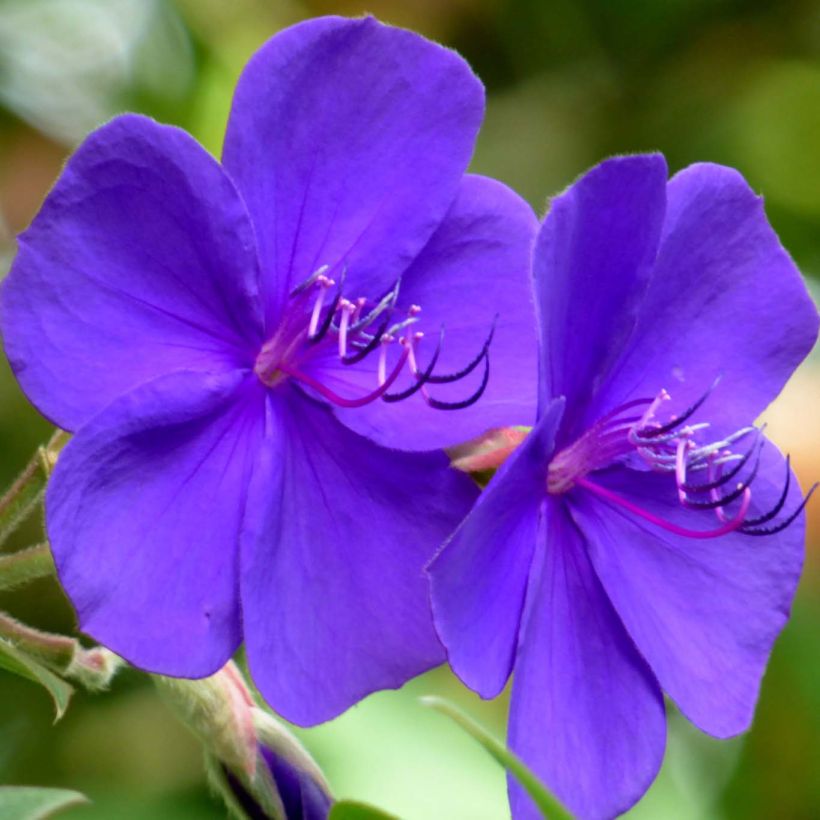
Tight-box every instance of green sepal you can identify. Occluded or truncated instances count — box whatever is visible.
[0,637,73,721]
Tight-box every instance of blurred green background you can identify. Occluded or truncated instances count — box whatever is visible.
[0,1,818,818]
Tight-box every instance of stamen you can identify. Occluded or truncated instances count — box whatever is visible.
[383,329,443,403]
[681,429,764,493]
[307,275,334,337]
[290,264,331,297]
[337,299,356,358]
[342,315,392,365]
[426,317,497,385]
[741,455,791,527]
[308,269,345,344]
[636,376,721,439]
[741,483,818,535]
[378,335,394,386]
[424,352,490,410]
[348,277,402,333]
[577,476,751,539]
[265,266,498,414]
[278,344,409,409]
[546,382,814,540]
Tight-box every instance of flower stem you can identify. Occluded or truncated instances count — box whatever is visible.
[0,610,122,690]
[0,543,55,591]
[0,430,68,549]
[0,611,75,671]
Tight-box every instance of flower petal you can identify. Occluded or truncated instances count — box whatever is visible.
[240,390,478,726]
[594,163,819,428]
[222,15,484,327]
[509,502,666,820]
[46,370,265,677]
[570,437,805,738]
[428,398,563,698]
[0,114,263,432]
[534,154,668,438]
[319,174,539,450]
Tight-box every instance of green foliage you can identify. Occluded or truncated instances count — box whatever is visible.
[422,696,572,820]
[0,638,73,721]
[329,800,398,820]
[0,786,88,819]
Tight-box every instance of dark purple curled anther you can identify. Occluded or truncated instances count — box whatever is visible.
[681,431,764,494]
[383,327,444,403]
[636,375,722,440]
[740,482,818,536]
[425,351,490,410]
[740,455,792,527]
[341,314,393,365]
[682,447,761,511]
[426,315,498,385]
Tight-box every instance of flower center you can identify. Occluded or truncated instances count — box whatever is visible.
[547,382,816,538]
[253,265,495,410]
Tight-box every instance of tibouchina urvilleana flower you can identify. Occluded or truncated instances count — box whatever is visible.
[0,16,538,724]
[430,154,818,819]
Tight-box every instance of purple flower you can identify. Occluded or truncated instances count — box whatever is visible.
[429,155,819,819]
[0,16,537,724]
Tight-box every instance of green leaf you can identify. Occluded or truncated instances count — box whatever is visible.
[0,787,88,819]
[329,801,398,820]
[421,696,573,820]
[0,639,73,720]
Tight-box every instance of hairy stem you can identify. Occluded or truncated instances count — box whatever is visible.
[0,611,75,671]
[0,543,55,591]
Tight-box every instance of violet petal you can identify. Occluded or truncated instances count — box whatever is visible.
[592,162,819,431]
[222,16,484,327]
[534,154,667,440]
[46,370,264,676]
[240,390,478,726]
[428,398,564,698]
[0,114,263,433]
[509,501,666,820]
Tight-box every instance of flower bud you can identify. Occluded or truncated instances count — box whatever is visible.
[156,661,332,819]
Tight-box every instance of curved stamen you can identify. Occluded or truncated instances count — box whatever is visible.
[681,448,761,511]
[347,276,402,333]
[681,430,764,493]
[308,268,346,344]
[341,314,393,365]
[741,455,792,527]
[633,422,711,446]
[383,329,444,403]
[577,475,751,539]
[278,345,409,409]
[289,264,331,297]
[594,398,655,430]
[635,376,722,439]
[425,317,498,385]
[741,482,818,536]
[424,352,490,410]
